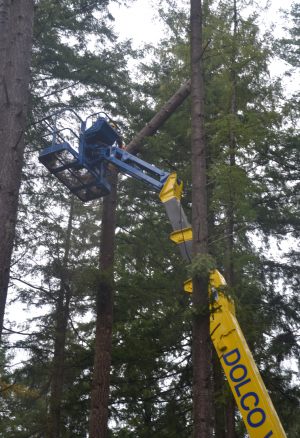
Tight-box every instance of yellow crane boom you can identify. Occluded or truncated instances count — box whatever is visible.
[160,173,286,438]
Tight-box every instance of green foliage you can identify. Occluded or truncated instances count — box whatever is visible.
[141,1,300,436]
[187,253,217,279]
[279,2,300,67]
[2,0,299,436]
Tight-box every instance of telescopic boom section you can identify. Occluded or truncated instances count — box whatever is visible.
[39,116,286,437]
[159,175,286,438]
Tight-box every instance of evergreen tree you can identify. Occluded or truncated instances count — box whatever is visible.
[2,1,299,436]
[1,0,136,435]
[279,2,300,68]
[190,1,213,437]
[121,1,300,435]
[0,0,34,341]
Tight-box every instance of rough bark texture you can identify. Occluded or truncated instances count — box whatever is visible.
[0,0,34,340]
[225,2,238,436]
[48,198,74,438]
[89,80,192,437]
[89,170,118,438]
[190,0,212,437]
[226,0,238,289]
[213,350,226,438]
[225,398,237,438]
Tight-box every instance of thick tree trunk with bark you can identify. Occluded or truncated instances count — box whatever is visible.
[226,0,238,289]
[89,171,118,438]
[213,350,226,438]
[190,0,212,437]
[89,80,192,437]
[48,198,74,438]
[0,0,34,340]
[225,2,238,436]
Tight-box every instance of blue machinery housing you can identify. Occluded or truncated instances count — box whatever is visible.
[39,116,170,202]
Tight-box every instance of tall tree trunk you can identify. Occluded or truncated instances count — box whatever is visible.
[88,80,193,437]
[190,1,212,437]
[226,0,238,288]
[89,170,118,438]
[213,351,226,438]
[225,2,238,436]
[0,0,34,340]
[48,198,74,438]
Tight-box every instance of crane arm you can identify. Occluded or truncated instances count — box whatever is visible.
[159,174,286,438]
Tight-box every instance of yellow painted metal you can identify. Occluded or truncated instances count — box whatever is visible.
[185,271,286,436]
[169,227,192,244]
[209,270,236,316]
[183,278,193,294]
[159,172,183,202]
[161,172,286,437]
[183,273,286,437]
[210,270,286,438]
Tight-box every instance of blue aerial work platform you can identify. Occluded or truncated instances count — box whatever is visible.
[39,114,170,202]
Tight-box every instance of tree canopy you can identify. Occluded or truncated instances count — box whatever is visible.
[0,1,299,437]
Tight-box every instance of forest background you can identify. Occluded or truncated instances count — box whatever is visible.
[0,0,299,437]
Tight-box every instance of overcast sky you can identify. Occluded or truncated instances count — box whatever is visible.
[108,0,296,93]
[109,0,295,47]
